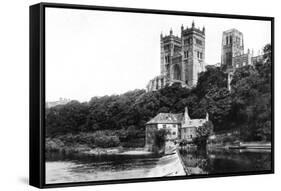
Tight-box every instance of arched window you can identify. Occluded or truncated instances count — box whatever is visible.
[172,64,181,80]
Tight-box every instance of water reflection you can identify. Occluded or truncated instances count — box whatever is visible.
[46,149,271,184]
[46,152,160,184]
[179,148,271,175]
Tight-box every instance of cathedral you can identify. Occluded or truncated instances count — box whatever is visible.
[146,21,206,92]
[146,23,264,92]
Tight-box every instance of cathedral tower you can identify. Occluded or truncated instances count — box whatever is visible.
[221,29,244,71]
[147,22,206,92]
[160,28,182,81]
[181,21,206,86]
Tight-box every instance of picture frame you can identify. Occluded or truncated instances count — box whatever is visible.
[30,2,274,188]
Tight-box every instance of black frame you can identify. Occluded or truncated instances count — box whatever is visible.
[30,2,275,188]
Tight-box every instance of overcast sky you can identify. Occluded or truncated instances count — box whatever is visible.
[45,7,271,102]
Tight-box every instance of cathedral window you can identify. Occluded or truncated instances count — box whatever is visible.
[164,44,170,50]
[197,51,203,59]
[184,51,189,58]
[156,80,159,89]
[230,36,233,44]
[236,36,240,44]
[165,56,170,63]
[196,38,202,45]
[184,38,192,45]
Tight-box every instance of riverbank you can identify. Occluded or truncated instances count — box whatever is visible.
[46,136,148,155]
[207,142,271,150]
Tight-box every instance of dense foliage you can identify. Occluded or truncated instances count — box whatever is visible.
[46,44,272,145]
[230,44,272,141]
[194,121,214,147]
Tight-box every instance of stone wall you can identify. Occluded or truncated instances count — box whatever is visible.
[145,124,158,151]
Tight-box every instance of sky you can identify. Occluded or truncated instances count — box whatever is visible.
[45,7,271,102]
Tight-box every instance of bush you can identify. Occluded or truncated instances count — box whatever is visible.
[94,135,120,148]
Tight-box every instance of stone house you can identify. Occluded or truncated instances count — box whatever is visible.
[181,107,209,142]
[145,107,208,150]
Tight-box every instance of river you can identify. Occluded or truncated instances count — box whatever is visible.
[45,148,271,184]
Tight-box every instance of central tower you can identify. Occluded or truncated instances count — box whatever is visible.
[221,28,244,71]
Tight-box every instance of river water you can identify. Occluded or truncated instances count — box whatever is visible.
[45,149,271,184]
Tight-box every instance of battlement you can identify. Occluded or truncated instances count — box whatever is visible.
[223,28,243,35]
[161,21,205,43]
[181,21,205,36]
[161,28,182,44]
[161,34,182,44]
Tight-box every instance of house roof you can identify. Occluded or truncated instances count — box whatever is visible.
[182,119,207,128]
[146,113,183,124]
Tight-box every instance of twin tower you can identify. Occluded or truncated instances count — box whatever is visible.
[147,21,206,92]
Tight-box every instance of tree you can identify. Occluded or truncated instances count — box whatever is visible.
[46,101,89,136]
[195,66,227,99]
[193,121,214,147]
[203,87,232,132]
[153,128,169,154]
[229,44,272,141]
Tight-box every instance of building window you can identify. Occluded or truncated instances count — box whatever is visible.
[196,39,202,45]
[165,56,170,63]
[184,38,193,45]
[173,124,176,127]
[164,44,170,50]
[172,132,176,135]
[197,52,203,59]
[184,51,189,58]
[163,124,166,128]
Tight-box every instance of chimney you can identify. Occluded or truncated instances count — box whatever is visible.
[184,107,190,122]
